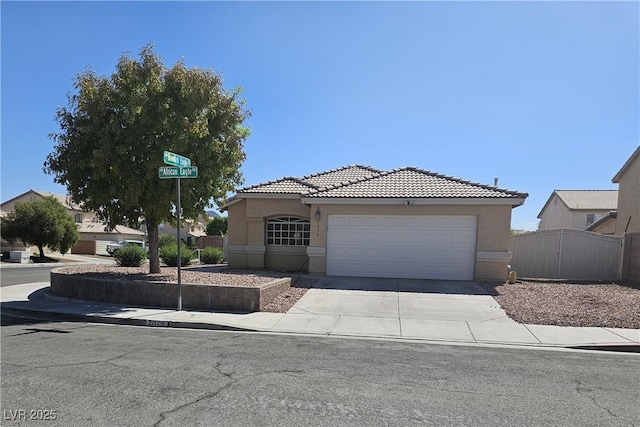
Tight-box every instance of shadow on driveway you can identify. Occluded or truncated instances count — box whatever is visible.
[308,276,490,296]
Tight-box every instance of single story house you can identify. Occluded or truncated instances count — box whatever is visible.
[222,165,528,281]
[612,146,640,235]
[537,190,618,231]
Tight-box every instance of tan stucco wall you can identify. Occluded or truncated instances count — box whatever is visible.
[227,197,515,280]
[615,158,640,235]
[539,195,610,230]
[226,198,311,270]
[589,218,617,235]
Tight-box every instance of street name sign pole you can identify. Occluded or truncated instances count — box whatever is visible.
[160,152,198,310]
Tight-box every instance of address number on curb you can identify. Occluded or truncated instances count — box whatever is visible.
[145,320,169,327]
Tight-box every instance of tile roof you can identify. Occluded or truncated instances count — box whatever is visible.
[237,165,527,200]
[240,178,316,194]
[305,168,526,199]
[301,165,382,188]
[554,190,618,210]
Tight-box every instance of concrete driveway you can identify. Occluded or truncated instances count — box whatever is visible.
[274,275,531,342]
[289,276,508,322]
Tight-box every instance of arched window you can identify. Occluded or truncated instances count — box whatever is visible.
[266,217,310,246]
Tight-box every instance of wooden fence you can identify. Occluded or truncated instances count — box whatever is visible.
[509,229,622,281]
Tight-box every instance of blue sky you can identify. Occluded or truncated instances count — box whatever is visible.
[2,1,638,230]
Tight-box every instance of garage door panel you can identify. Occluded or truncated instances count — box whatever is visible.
[327,214,477,280]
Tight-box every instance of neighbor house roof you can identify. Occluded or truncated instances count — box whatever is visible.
[612,146,640,183]
[225,165,527,207]
[586,211,617,232]
[0,189,82,211]
[77,221,145,236]
[537,190,618,218]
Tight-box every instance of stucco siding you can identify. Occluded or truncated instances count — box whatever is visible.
[615,159,640,235]
[227,198,514,280]
[227,200,248,246]
[539,196,610,230]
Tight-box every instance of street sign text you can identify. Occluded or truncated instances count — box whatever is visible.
[163,151,191,167]
[158,166,198,179]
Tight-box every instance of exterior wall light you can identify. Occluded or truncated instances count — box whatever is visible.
[315,207,321,221]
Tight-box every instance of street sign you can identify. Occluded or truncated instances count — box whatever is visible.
[163,151,191,167]
[158,166,198,179]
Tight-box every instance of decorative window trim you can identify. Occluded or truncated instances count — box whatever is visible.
[266,217,310,246]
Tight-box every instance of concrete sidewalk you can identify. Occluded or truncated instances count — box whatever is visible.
[1,282,638,350]
[0,253,116,268]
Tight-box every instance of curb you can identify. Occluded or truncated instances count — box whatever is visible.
[1,306,253,332]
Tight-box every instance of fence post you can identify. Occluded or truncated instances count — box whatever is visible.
[556,228,564,279]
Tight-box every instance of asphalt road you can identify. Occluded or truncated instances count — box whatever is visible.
[0,266,55,287]
[2,317,639,426]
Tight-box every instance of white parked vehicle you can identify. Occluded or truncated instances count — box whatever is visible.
[106,240,146,256]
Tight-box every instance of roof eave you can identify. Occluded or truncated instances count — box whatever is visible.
[301,197,526,206]
[612,146,640,183]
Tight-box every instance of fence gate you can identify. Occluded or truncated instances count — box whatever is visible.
[510,229,622,281]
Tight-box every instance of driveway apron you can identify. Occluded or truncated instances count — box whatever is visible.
[277,276,528,341]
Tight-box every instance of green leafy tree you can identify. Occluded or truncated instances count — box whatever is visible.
[0,196,79,258]
[44,44,250,273]
[206,216,228,236]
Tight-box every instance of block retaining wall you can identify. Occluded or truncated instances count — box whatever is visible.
[50,268,290,312]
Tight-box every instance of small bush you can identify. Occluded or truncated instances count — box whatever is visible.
[159,244,194,267]
[114,244,147,267]
[158,234,177,249]
[200,247,224,264]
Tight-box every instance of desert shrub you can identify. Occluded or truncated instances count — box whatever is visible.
[114,244,147,267]
[158,234,177,248]
[159,244,194,267]
[200,247,224,264]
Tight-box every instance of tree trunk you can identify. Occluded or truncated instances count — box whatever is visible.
[38,244,45,259]
[147,220,160,273]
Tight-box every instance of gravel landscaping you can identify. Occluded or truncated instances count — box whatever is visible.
[54,265,315,313]
[479,281,640,329]
[53,266,640,327]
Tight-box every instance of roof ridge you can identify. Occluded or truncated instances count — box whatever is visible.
[310,168,389,194]
[238,176,318,192]
[394,167,528,197]
[299,164,382,182]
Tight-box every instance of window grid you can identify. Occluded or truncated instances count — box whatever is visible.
[266,217,310,246]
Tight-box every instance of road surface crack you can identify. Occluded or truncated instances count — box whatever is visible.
[575,379,634,426]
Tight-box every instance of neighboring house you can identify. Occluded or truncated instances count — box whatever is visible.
[222,165,528,281]
[1,189,144,255]
[158,217,207,247]
[537,190,618,231]
[586,211,617,235]
[612,146,640,235]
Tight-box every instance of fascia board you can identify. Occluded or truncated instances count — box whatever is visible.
[301,197,526,206]
[235,193,303,199]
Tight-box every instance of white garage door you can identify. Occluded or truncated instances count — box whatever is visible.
[327,215,477,280]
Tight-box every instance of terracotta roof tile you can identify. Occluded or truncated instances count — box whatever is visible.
[236,165,527,200]
[301,165,382,189]
[239,178,317,194]
[305,167,527,199]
